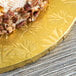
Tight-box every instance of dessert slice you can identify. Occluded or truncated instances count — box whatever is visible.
[0,0,47,35]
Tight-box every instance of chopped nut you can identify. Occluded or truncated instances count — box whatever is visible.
[0,24,4,31]
[12,15,18,23]
[18,8,27,15]
[23,13,30,19]
[2,14,9,23]
[0,16,2,24]
[24,3,31,11]
[8,10,15,17]
[12,24,16,30]
[3,24,8,30]
[7,27,13,33]
[15,8,21,12]
[16,21,26,29]
[31,0,39,6]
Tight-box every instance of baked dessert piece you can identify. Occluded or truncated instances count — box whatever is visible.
[0,0,47,35]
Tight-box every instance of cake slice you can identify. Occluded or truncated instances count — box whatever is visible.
[0,0,47,35]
